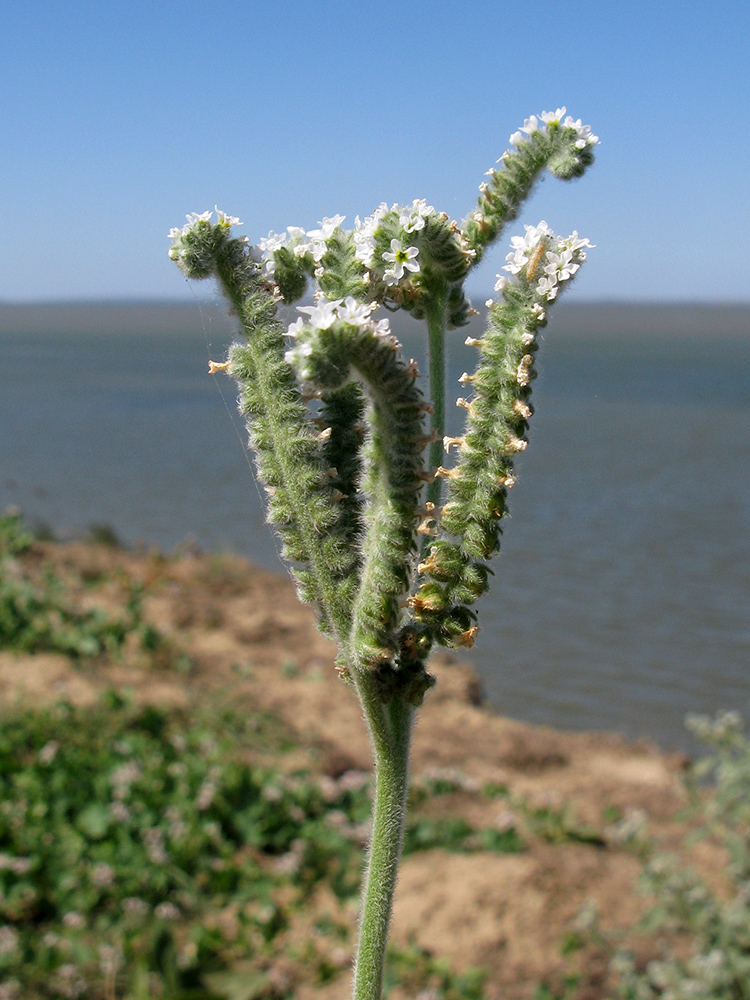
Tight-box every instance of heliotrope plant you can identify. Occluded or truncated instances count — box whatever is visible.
[169,107,597,1000]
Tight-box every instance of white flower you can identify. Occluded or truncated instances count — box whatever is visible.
[559,231,594,254]
[297,298,342,330]
[186,210,212,225]
[215,207,242,227]
[509,221,552,253]
[306,214,346,261]
[563,116,599,147]
[494,275,507,292]
[540,107,566,127]
[544,247,580,282]
[258,230,287,276]
[536,274,559,301]
[306,214,346,242]
[258,231,287,255]
[287,317,306,339]
[399,198,434,233]
[502,248,526,275]
[337,297,373,326]
[372,317,392,338]
[354,208,391,267]
[382,239,420,285]
[510,114,542,146]
[503,221,553,273]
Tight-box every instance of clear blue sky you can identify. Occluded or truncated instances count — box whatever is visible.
[2,0,748,303]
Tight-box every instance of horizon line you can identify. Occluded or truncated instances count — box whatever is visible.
[2,296,750,309]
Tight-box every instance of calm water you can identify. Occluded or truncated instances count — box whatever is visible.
[1,302,749,753]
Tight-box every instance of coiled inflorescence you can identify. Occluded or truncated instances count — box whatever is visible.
[169,108,597,701]
[170,109,598,1000]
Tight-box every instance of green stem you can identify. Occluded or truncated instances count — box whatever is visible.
[352,678,413,1000]
[425,283,449,511]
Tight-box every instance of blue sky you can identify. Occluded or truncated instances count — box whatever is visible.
[2,0,748,303]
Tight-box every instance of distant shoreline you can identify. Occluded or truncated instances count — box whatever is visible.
[1,299,749,339]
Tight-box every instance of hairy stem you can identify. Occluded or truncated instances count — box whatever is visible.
[352,680,412,1000]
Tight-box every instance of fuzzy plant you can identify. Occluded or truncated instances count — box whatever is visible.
[169,107,598,1000]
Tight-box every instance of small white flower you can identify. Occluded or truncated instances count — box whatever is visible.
[215,207,242,227]
[503,221,554,273]
[563,116,599,147]
[186,210,212,225]
[536,274,559,301]
[520,114,541,135]
[540,107,566,127]
[297,298,342,330]
[494,275,507,292]
[544,248,580,282]
[559,231,594,253]
[258,230,286,255]
[372,317,392,338]
[399,198,434,233]
[337,297,373,326]
[509,130,525,147]
[307,214,346,242]
[502,247,529,274]
[304,214,345,260]
[382,239,420,285]
[287,317,306,339]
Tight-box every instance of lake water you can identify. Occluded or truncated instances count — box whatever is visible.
[1,301,748,753]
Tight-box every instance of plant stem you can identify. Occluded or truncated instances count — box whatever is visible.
[352,677,413,1000]
[424,283,449,511]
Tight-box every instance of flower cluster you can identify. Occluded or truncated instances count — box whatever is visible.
[258,215,347,276]
[509,107,599,150]
[497,221,593,302]
[283,297,398,381]
[352,199,435,271]
[167,208,242,245]
[286,297,390,339]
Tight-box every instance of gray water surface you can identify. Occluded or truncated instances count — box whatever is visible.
[1,301,748,752]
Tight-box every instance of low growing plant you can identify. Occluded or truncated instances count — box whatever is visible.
[169,107,598,999]
[0,694,529,998]
[0,511,174,665]
[611,710,750,1000]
